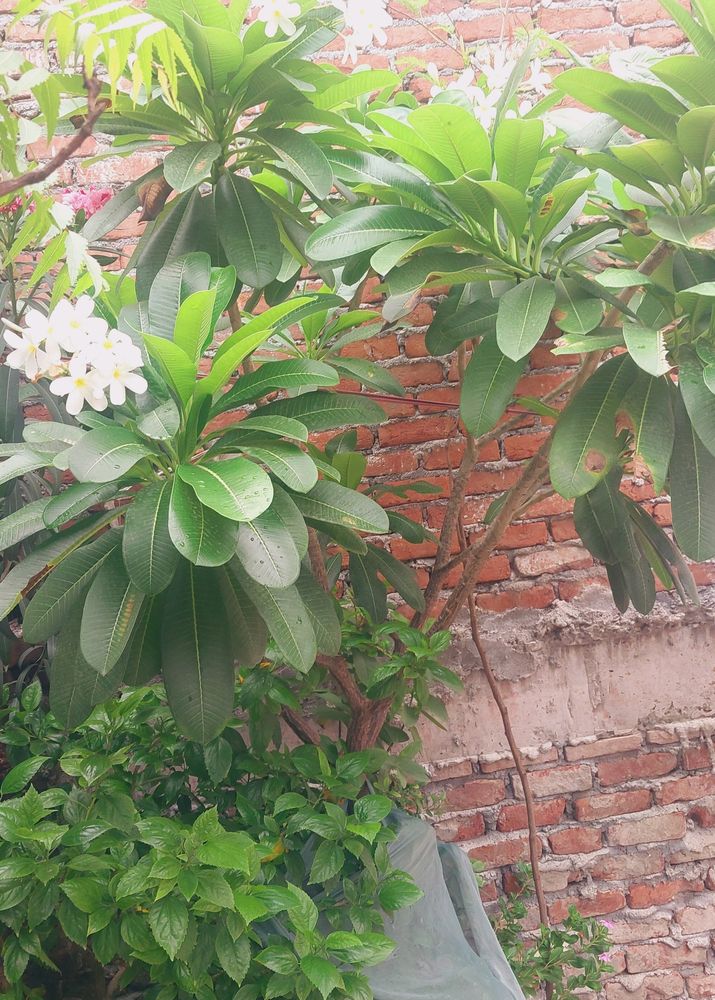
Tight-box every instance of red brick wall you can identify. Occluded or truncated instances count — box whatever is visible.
[429,722,715,999]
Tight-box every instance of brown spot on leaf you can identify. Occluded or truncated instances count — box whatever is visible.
[584,449,606,473]
[690,228,715,251]
[539,194,554,217]
[138,176,173,221]
[615,409,635,436]
[552,307,567,322]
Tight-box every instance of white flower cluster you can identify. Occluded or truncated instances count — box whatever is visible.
[252,0,393,63]
[3,297,147,416]
[427,50,551,130]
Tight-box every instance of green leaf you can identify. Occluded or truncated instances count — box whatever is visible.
[229,415,309,443]
[235,504,302,588]
[326,148,446,215]
[0,756,49,796]
[147,251,212,341]
[354,794,392,823]
[553,281,602,336]
[261,128,333,199]
[50,606,126,729]
[677,105,715,173]
[216,926,251,984]
[294,566,341,655]
[212,359,339,413]
[554,67,685,141]
[124,598,162,685]
[619,371,674,493]
[306,205,443,261]
[460,336,524,437]
[648,213,715,251]
[300,956,344,1000]
[610,139,685,187]
[68,426,150,484]
[183,15,243,88]
[203,736,232,784]
[658,0,715,59]
[148,896,188,961]
[173,289,216,365]
[653,54,715,106]
[258,391,385,431]
[378,872,423,911]
[80,547,145,675]
[144,333,197,403]
[0,450,49,488]
[622,322,670,376]
[43,481,120,529]
[0,496,51,551]
[241,442,318,493]
[494,117,543,193]
[291,481,388,533]
[137,398,181,440]
[216,171,281,288]
[532,174,594,244]
[23,529,120,643]
[364,543,425,612]
[258,944,298,974]
[168,476,239,566]
[550,355,635,499]
[0,514,116,620]
[496,276,556,361]
[670,392,715,560]
[349,552,387,623]
[332,358,406,397]
[178,458,273,521]
[408,104,491,178]
[679,356,715,459]
[309,841,345,885]
[425,293,499,355]
[218,565,272,666]
[123,481,179,595]
[231,559,316,672]
[163,140,221,193]
[162,562,235,742]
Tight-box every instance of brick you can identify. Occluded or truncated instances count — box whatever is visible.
[540,6,613,30]
[647,728,679,746]
[366,451,418,476]
[558,576,609,601]
[628,878,703,909]
[670,830,715,864]
[689,797,715,828]
[503,432,549,461]
[549,890,625,923]
[575,789,652,821]
[452,11,533,43]
[616,0,672,24]
[444,778,506,810]
[626,941,707,974]
[435,812,486,843]
[497,798,566,833]
[605,972,684,1000]
[598,752,678,786]
[561,30,630,54]
[514,763,592,799]
[514,545,590,577]
[480,747,559,773]
[675,903,715,934]
[688,975,715,998]
[633,25,686,45]
[566,733,643,762]
[551,516,578,542]
[476,584,556,613]
[379,416,457,447]
[683,744,712,770]
[428,758,474,781]
[549,827,602,855]
[589,848,665,881]
[390,360,444,388]
[468,834,541,869]
[607,812,686,847]
[607,918,671,944]
[496,521,550,550]
[656,773,715,805]
[341,333,399,361]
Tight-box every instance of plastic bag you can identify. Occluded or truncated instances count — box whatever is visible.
[367,813,525,1000]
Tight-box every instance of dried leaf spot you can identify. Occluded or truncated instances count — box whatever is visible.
[584,449,607,473]
[690,227,715,251]
[539,195,554,217]
[615,409,635,436]
[138,177,173,222]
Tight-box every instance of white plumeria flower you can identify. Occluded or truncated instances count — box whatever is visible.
[482,47,515,91]
[101,360,149,407]
[341,0,392,61]
[47,296,109,354]
[525,58,550,96]
[49,356,108,416]
[255,0,300,37]
[472,86,500,130]
[4,326,59,380]
[85,328,143,373]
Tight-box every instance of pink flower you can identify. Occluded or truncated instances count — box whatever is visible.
[58,187,112,219]
[0,197,24,215]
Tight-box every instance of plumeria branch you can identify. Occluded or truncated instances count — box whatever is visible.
[0,69,109,200]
